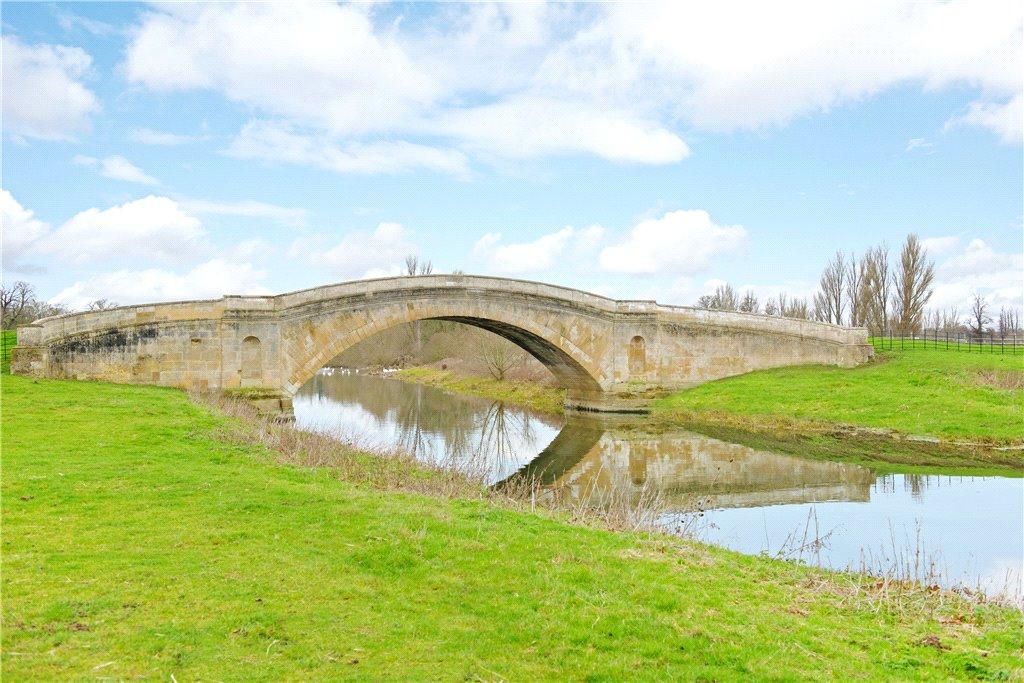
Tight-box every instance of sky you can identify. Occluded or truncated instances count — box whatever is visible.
[2,1,1022,315]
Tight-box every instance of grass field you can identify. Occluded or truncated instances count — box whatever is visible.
[4,375,1022,679]
[655,347,1023,442]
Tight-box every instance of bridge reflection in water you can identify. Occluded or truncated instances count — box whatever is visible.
[295,371,875,512]
[503,418,874,510]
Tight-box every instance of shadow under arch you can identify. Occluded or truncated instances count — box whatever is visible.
[285,311,605,398]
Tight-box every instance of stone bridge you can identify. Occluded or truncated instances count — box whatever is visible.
[12,275,871,414]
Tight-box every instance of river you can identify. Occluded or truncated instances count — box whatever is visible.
[295,370,1023,601]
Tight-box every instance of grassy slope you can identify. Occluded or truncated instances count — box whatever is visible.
[655,348,1023,442]
[4,376,1022,680]
[396,367,567,414]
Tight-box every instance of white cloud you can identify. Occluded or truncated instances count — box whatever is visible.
[40,196,206,266]
[944,94,1023,144]
[361,265,406,280]
[939,238,1021,279]
[50,258,269,310]
[130,128,204,146]
[1,190,51,272]
[562,1,1022,132]
[599,210,748,275]
[122,1,1021,174]
[930,239,1023,311]
[293,222,418,280]
[227,121,469,176]
[73,154,160,185]
[432,97,689,164]
[55,8,117,37]
[905,138,934,152]
[124,3,434,135]
[181,199,308,228]
[1,35,100,140]
[124,3,688,167]
[473,225,604,274]
[921,235,961,255]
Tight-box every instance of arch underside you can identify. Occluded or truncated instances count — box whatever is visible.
[434,316,601,392]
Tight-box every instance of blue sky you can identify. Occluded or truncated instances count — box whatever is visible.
[2,2,1021,314]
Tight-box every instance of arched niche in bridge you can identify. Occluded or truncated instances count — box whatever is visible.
[240,335,263,387]
[628,335,646,375]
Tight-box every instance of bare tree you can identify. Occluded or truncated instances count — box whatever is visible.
[967,292,991,336]
[813,251,846,324]
[783,297,811,320]
[87,299,119,311]
[713,283,739,310]
[891,234,935,335]
[0,281,69,328]
[694,283,738,310]
[862,244,892,335]
[404,254,433,276]
[695,294,716,309]
[1,281,35,329]
[763,299,779,316]
[738,290,759,313]
[775,292,789,318]
[847,252,870,327]
[475,334,526,380]
[404,254,433,353]
[997,307,1020,337]
[941,307,961,332]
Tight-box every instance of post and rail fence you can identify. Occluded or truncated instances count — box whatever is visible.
[870,331,1024,354]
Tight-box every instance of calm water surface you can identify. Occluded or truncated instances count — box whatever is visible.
[295,371,1023,599]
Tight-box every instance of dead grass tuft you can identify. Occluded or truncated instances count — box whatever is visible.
[974,369,1024,391]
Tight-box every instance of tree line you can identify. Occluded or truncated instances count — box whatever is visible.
[695,233,1020,337]
[1,281,116,330]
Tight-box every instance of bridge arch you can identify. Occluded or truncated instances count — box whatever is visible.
[280,302,607,397]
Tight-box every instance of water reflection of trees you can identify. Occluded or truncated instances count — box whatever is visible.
[302,372,559,479]
[875,473,947,501]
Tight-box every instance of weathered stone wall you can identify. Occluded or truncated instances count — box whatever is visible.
[12,275,871,412]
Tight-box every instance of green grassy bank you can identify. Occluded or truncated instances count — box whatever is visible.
[4,375,1022,679]
[398,349,1023,473]
[655,347,1022,442]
